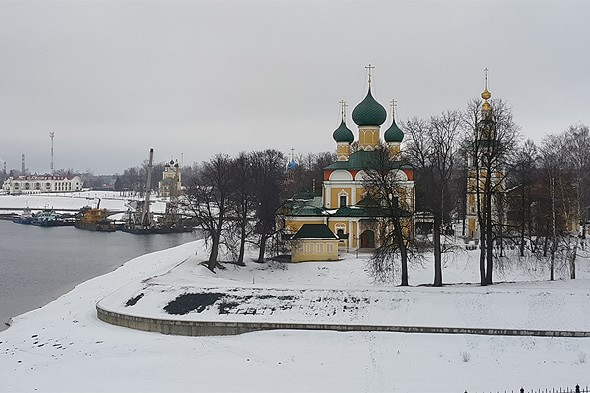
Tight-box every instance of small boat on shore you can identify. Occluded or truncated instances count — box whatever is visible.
[12,207,34,224]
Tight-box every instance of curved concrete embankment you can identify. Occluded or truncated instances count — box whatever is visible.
[96,304,590,338]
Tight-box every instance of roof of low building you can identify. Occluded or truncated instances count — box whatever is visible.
[291,224,338,240]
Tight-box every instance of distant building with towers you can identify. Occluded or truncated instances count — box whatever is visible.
[158,160,182,197]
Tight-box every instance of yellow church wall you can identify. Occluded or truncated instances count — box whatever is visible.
[399,188,407,209]
[467,194,476,214]
[355,188,365,204]
[325,220,362,249]
[329,187,353,208]
[467,218,476,239]
[337,144,350,160]
[358,127,379,149]
[401,218,414,239]
[328,221,346,234]
[389,144,401,158]
[291,239,340,262]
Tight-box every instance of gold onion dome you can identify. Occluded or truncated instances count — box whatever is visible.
[481,88,491,100]
[482,101,491,111]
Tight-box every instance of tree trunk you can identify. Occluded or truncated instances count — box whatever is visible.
[394,217,409,286]
[479,220,487,286]
[550,174,557,281]
[433,214,442,287]
[570,236,578,279]
[543,234,549,258]
[519,224,526,257]
[550,236,555,281]
[485,171,494,286]
[257,233,268,263]
[208,233,220,272]
[237,221,246,266]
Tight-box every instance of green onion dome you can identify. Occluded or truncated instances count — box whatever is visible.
[384,117,404,143]
[352,87,387,126]
[332,120,354,143]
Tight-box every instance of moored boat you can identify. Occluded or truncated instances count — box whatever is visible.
[12,207,34,224]
[74,206,116,232]
[30,209,69,227]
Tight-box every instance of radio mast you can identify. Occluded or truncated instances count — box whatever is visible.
[49,132,55,174]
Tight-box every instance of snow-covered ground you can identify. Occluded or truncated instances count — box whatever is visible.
[1,239,589,392]
[1,193,589,392]
[0,190,168,214]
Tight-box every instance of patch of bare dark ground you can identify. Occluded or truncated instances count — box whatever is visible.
[163,291,300,316]
[164,293,225,315]
[163,290,370,317]
[125,293,144,307]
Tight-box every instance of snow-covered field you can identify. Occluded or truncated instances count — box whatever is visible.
[0,190,168,214]
[1,193,589,392]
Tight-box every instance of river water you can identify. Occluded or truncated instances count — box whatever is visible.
[0,220,198,331]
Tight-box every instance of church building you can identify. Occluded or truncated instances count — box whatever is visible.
[466,74,505,240]
[283,67,415,259]
[158,160,182,198]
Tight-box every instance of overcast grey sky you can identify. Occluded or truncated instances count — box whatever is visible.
[1,0,588,175]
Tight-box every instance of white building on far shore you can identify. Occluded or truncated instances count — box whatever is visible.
[2,174,83,194]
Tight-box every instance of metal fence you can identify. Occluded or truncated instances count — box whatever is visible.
[466,385,588,393]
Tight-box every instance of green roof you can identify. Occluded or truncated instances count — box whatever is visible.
[292,224,338,240]
[293,190,316,200]
[330,206,386,217]
[352,87,387,126]
[283,200,411,219]
[323,150,411,171]
[384,118,404,143]
[291,205,325,216]
[332,120,354,143]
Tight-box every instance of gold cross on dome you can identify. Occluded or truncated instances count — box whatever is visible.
[484,67,489,90]
[339,100,348,120]
[366,64,375,85]
[390,99,397,118]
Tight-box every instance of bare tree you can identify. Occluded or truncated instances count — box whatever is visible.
[251,149,286,262]
[539,136,567,280]
[405,110,463,286]
[227,152,256,266]
[538,125,590,279]
[508,139,539,257]
[563,125,590,277]
[184,154,234,271]
[362,144,413,286]
[464,98,520,286]
[282,152,336,198]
